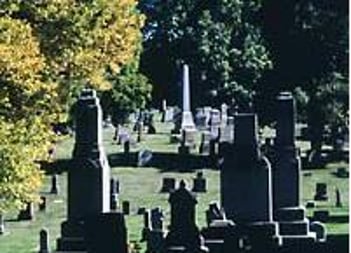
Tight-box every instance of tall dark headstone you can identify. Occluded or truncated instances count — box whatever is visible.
[221,114,273,222]
[220,113,281,250]
[273,92,300,209]
[57,89,110,251]
[163,180,208,253]
[50,174,59,194]
[272,92,318,245]
[192,171,207,193]
[314,183,328,201]
[39,228,50,253]
[335,188,342,207]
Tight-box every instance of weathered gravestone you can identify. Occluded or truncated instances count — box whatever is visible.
[142,209,165,253]
[56,89,111,251]
[199,132,211,154]
[162,180,208,253]
[209,109,221,140]
[335,167,349,178]
[220,113,281,249]
[161,99,167,122]
[39,196,47,212]
[137,149,153,167]
[195,108,208,130]
[220,103,228,126]
[272,92,318,245]
[110,178,119,211]
[192,171,207,193]
[123,140,130,154]
[151,207,164,231]
[39,228,50,253]
[314,183,328,201]
[335,188,342,207]
[145,113,157,134]
[50,174,59,194]
[164,107,175,123]
[122,201,130,215]
[18,202,34,221]
[160,178,176,193]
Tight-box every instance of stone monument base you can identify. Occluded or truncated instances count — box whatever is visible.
[57,220,86,251]
[275,206,317,245]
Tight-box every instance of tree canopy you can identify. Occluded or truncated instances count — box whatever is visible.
[0,0,145,213]
[139,0,272,110]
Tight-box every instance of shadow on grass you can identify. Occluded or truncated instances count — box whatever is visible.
[41,152,217,174]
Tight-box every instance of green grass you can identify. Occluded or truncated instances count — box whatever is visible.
[0,118,348,253]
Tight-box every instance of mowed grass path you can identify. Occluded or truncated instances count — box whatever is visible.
[0,119,348,253]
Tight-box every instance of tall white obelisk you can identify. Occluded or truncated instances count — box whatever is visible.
[181,64,196,131]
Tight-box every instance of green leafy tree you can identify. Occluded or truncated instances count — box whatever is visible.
[139,0,271,110]
[259,0,348,149]
[0,0,146,213]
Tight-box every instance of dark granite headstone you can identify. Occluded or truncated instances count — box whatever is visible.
[122,201,130,215]
[147,114,157,134]
[163,180,208,253]
[151,207,164,230]
[18,202,34,221]
[192,171,207,193]
[39,196,47,212]
[50,174,59,194]
[39,228,50,253]
[221,113,272,222]
[199,132,211,154]
[137,121,143,143]
[335,188,342,207]
[335,167,349,178]
[313,210,329,223]
[123,140,130,154]
[56,89,110,251]
[305,201,315,209]
[160,177,176,193]
[314,183,328,201]
[272,92,317,244]
[110,178,119,211]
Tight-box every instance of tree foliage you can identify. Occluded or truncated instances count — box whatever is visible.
[258,0,348,145]
[139,0,271,109]
[0,0,145,213]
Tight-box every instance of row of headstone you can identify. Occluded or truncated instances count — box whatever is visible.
[160,172,207,193]
[202,92,327,253]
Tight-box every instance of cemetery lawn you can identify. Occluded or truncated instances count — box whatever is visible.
[0,118,348,253]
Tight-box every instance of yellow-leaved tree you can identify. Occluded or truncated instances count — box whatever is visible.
[0,0,145,213]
